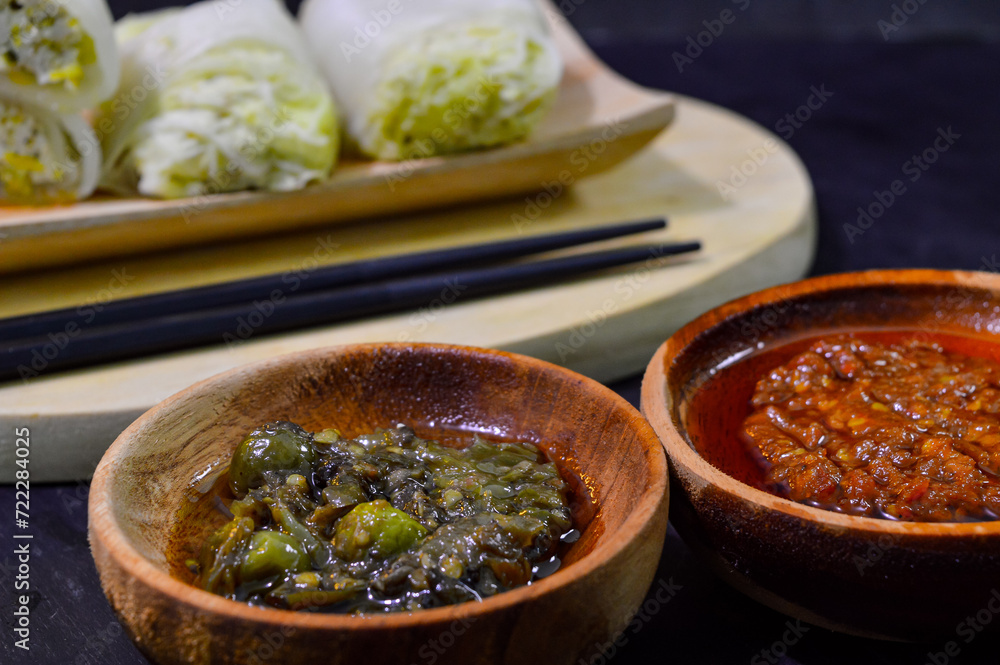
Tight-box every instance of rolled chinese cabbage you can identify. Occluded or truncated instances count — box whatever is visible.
[0,91,99,202]
[299,0,562,161]
[97,0,338,199]
[0,0,119,112]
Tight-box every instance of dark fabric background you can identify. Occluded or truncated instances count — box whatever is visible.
[596,40,999,277]
[2,15,999,665]
[108,0,1000,43]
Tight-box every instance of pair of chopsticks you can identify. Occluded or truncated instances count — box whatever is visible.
[0,219,699,382]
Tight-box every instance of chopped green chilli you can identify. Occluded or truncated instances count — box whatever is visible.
[191,422,576,614]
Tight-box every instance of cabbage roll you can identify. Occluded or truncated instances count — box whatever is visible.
[97,0,338,199]
[0,91,99,202]
[0,0,118,112]
[299,0,562,161]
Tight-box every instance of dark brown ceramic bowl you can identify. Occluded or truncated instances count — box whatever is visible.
[641,270,1000,642]
[89,343,668,665]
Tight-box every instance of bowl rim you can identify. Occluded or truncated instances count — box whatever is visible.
[643,268,1000,537]
[90,341,669,631]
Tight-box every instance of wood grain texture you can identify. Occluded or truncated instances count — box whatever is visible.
[88,343,669,665]
[0,93,816,482]
[640,270,1000,641]
[0,9,674,274]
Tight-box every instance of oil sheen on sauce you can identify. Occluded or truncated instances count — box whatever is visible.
[685,330,1000,522]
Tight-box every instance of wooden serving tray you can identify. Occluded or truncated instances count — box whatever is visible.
[0,94,817,481]
[0,10,674,275]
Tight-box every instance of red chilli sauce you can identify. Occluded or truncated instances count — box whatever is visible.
[694,331,1000,522]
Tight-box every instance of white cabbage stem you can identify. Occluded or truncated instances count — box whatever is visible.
[97,0,338,199]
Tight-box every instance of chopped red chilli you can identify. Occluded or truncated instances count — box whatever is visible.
[742,335,1000,521]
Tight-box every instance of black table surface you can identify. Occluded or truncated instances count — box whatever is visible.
[4,38,1000,665]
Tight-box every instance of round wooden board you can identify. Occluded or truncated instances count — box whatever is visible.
[0,94,816,481]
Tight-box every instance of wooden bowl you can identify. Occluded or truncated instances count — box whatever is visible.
[89,343,668,665]
[641,269,1000,642]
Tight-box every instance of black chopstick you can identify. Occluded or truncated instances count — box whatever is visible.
[1,240,700,382]
[0,218,666,342]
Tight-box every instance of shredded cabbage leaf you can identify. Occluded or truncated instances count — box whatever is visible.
[99,0,338,199]
[299,0,562,162]
[102,43,338,199]
[360,21,558,160]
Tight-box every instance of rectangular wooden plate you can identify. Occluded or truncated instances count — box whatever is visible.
[0,9,675,274]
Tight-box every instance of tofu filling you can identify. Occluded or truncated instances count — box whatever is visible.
[0,0,95,89]
[0,98,77,200]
